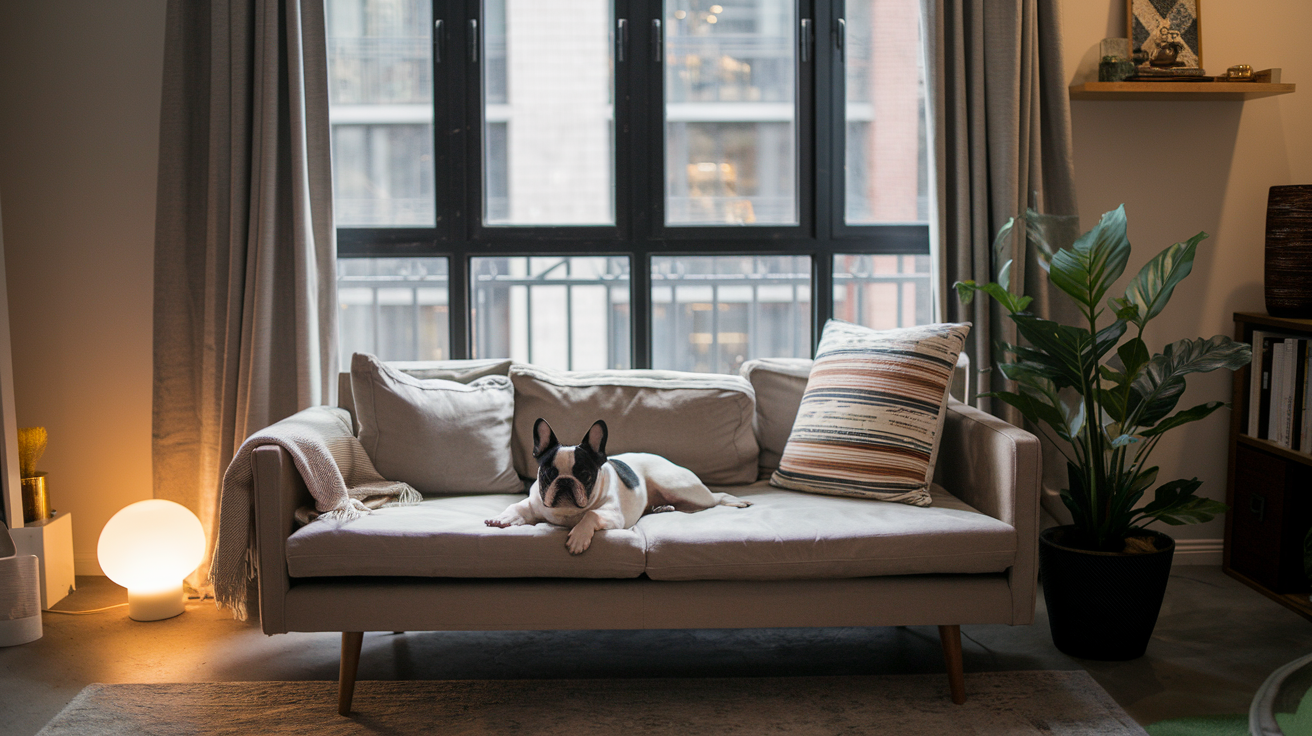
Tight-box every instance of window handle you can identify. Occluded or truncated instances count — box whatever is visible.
[468,19,478,63]
[837,18,846,62]
[800,18,812,63]
[433,19,443,63]
[617,19,628,62]
[652,19,662,63]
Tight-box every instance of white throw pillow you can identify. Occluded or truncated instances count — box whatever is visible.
[351,353,523,495]
[771,320,971,506]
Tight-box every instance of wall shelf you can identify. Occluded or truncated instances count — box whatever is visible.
[1070,81,1295,101]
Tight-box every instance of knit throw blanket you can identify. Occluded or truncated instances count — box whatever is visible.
[209,406,420,620]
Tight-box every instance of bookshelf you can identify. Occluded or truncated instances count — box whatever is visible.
[1226,312,1312,622]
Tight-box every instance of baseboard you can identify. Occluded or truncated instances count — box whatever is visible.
[74,554,103,576]
[1172,538,1223,566]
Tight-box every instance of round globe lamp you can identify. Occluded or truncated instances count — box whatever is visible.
[97,500,205,621]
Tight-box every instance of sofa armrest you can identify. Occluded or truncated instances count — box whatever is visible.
[933,399,1042,624]
[252,444,311,634]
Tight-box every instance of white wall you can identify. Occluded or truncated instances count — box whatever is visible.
[1061,0,1312,562]
[0,1,166,573]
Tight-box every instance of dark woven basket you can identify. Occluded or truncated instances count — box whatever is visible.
[1039,526,1175,661]
[1266,185,1312,318]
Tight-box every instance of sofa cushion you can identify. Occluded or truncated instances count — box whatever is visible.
[509,365,759,485]
[351,353,523,495]
[639,481,1014,581]
[771,320,971,507]
[286,493,646,579]
[739,358,813,477]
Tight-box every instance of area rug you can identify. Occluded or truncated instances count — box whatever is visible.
[37,671,1146,735]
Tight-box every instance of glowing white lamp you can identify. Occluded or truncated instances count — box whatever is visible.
[97,500,205,621]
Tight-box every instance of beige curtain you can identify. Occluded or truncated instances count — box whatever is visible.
[926,0,1079,396]
[152,0,337,594]
[924,0,1080,517]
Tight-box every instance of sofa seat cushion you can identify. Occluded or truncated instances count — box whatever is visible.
[286,494,646,579]
[638,481,1015,581]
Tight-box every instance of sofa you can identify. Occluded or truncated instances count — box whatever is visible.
[245,357,1041,715]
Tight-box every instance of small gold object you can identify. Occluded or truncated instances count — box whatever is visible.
[18,427,50,522]
[21,472,48,523]
[1224,64,1254,81]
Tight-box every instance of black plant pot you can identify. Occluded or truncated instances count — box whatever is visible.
[1039,526,1175,661]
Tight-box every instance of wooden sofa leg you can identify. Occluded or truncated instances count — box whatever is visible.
[339,631,364,716]
[938,624,965,704]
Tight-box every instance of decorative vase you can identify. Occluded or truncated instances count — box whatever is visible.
[1039,526,1175,660]
[1265,185,1312,318]
[20,472,48,523]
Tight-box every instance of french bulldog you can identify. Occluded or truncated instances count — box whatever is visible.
[485,418,751,554]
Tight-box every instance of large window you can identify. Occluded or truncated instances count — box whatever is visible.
[329,0,930,372]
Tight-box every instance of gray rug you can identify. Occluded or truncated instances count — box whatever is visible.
[37,672,1147,735]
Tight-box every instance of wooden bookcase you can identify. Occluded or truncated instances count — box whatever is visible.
[1225,312,1312,622]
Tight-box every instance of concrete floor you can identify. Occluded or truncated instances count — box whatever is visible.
[2,567,1310,735]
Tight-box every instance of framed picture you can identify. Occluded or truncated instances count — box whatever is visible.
[1127,0,1203,69]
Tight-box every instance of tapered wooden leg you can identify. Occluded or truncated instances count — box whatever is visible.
[938,624,965,704]
[339,631,364,716]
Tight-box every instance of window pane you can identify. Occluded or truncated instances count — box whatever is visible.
[337,258,450,365]
[652,255,810,373]
[327,0,435,227]
[844,0,928,224]
[665,1,797,226]
[471,257,631,369]
[832,254,932,329]
[483,0,615,226]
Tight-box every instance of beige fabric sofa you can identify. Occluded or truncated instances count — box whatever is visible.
[248,362,1041,715]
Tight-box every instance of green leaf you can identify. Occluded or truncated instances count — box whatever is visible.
[1121,232,1207,329]
[1094,320,1129,362]
[1130,336,1253,426]
[1048,205,1132,316]
[1009,314,1095,389]
[1139,401,1226,438]
[1136,477,1229,526]
[953,280,1032,314]
[1099,387,1129,423]
[1117,338,1151,379]
[985,391,1072,441]
[1109,297,1140,323]
[1109,433,1141,448]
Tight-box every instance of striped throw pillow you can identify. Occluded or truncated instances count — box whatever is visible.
[770,320,971,506]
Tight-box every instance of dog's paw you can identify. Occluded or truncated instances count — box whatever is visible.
[485,516,523,528]
[566,529,593,555]
[649,504,676,514]
[715,493,752,508]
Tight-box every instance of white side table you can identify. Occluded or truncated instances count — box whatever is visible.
[11,510,75,609]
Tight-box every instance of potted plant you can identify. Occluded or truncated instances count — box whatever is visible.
[955,205,1252,660]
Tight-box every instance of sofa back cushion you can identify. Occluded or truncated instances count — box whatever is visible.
[351,353,523,494]
[739,358,813,477]
[509,365,759,485]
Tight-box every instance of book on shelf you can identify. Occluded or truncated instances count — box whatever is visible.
[1247,331,1312,453]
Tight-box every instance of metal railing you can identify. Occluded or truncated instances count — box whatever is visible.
[337,257,932,372]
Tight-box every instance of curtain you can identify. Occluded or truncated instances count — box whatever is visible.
[152,0,337,594]
[924,0,1080,517]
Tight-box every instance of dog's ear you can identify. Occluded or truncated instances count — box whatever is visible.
[581,420,607,458]
[533,418,559,459]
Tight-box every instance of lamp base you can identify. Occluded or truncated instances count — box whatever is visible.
[127,583,185,621]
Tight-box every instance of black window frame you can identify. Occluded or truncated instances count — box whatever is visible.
[335,0,930,367]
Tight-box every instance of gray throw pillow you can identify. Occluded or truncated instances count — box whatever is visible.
[351,353,523,495]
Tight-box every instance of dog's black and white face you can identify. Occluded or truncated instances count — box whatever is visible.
[532,418,607,508]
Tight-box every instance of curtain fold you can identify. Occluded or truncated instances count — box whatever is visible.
[926,0,1078,401]
[924,0,1079,519]
[153,0,337,594]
